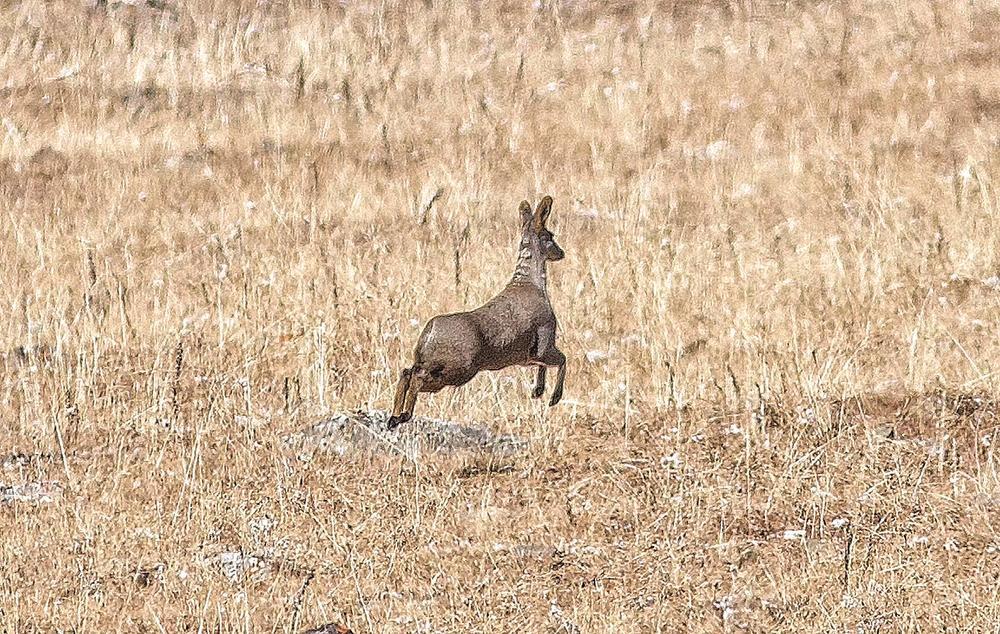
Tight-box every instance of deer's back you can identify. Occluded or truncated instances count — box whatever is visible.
[469,284,554,369]
[414,284,555,374]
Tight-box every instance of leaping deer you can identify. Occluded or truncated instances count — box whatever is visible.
[388,195,567,429]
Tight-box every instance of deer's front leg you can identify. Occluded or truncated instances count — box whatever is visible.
[532,366,546,398]
[543,348,566,406]
[530,325,556,399]
[532,325,565,405]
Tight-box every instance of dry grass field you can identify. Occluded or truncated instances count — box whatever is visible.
[2,0,1000,630]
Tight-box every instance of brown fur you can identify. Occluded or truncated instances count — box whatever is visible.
[388,196,566,428]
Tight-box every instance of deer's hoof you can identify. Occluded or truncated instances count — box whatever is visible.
[532,386,545,399]
[548,391,562,407]
[386,413,410,430]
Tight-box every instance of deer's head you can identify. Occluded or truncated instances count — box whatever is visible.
[519,196,564,262]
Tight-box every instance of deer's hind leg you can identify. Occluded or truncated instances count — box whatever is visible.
[388,368,416,429]
[388,366,423,430]
[400,371,426,422]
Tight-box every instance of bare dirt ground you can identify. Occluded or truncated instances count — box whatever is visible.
[2,0,1000,631]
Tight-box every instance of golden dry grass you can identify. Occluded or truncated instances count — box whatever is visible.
[2,0,1000,630]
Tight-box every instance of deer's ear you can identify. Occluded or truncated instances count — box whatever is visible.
[533,195,553,231]
[519,200,533,228]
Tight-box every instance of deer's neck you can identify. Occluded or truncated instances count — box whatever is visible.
[510,239,547,294]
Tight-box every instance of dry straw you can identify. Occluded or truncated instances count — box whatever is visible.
[1,0,1000,630]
